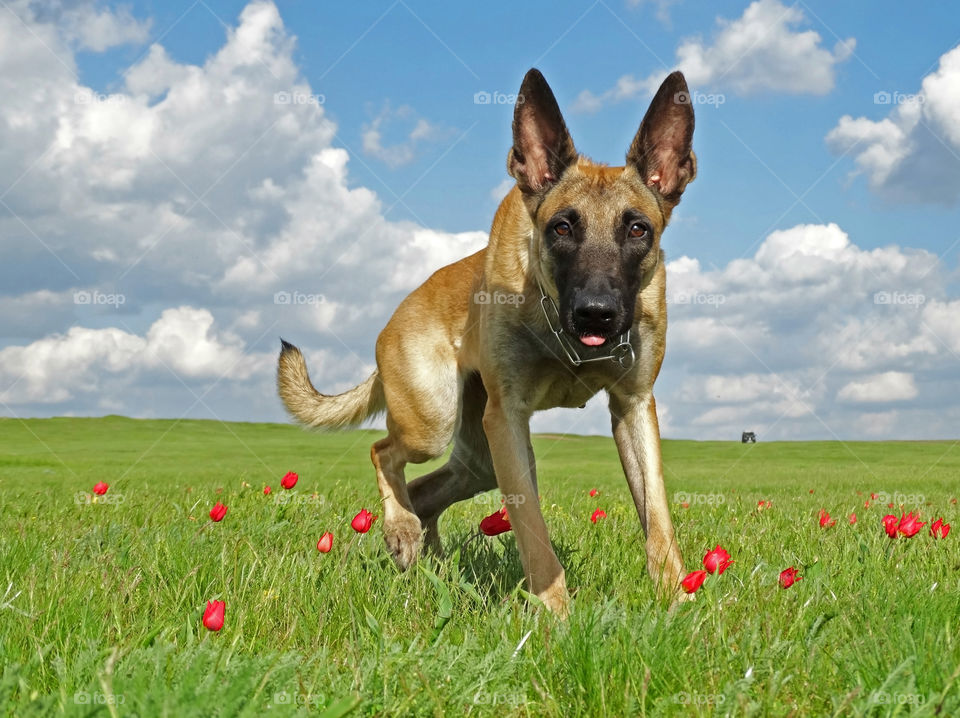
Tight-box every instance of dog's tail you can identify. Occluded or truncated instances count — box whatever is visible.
[277,339,386,428]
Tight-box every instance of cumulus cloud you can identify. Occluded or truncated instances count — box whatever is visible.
[0,0,487,423]
[574,0,854,112]
[361,103,453,168]
[837,372,918,403]
[826,44,960,205]
[660,222,958,439]
[0,1,956,442]
[0,307,263,404]
[61,3,151,51]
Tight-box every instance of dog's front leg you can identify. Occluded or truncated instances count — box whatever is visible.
[482,393,569,616]
[609,391,685,600]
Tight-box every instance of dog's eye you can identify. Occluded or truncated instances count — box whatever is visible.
[554,221,572,236]
[628,222,648,239]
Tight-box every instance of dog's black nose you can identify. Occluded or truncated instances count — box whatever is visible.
[573,294,618,329]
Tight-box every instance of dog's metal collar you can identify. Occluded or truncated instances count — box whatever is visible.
[535,254,660,371]
[538,287,635,369]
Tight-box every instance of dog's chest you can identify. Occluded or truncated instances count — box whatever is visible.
[533,367,610,410]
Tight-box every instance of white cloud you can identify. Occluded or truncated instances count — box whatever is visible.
[61,4,151,52]
[0,0,489,423]
[837,372,918,403]
[0,307,263,404]
[627,0,681,24]
[826,44,960,204]
[0,1,956,443]
[574,0,854,112]
[361,103,452,168]
[659,222,957,439]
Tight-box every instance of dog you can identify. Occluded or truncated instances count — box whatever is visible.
[277,68,696,615]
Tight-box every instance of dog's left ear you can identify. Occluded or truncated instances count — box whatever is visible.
[508,68,578,195]
[627,71,696,204]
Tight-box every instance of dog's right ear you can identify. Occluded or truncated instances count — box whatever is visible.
[507,68,577,195]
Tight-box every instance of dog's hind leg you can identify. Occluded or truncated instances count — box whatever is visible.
[408,372,497,555]
[372,329,460,570]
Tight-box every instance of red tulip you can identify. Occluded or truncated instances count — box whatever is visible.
[317,532,334,552]
[589,488,599,497]
[478,507,511,536]
[280,471,298,490]
[591,508,607,523]
[263,486,271,495]
[203,600,224,631]
[351,508,377,533]
[209,502,227,522]
[930,518,950,539]
[92,482,109,495]
[809,489,814,494]
[818,509,836,528]
[882,514,899,538]
[681,570,707,594]
[680,502,690,509]
[887,503,894,509]
[779,567,802,589]
[848,513,857,525]
[897,512,925,538]
[870,492,879,500]
[702,545,733,575]
[864,500,871,508]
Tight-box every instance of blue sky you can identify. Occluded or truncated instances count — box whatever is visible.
[1,0,959,440]
[74,1,960,262]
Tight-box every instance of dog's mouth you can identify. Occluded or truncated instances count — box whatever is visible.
[567,314,632,348]
[567,319,620,347]
[579,333,608,347]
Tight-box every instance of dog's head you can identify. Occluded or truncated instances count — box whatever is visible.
[507,68,696,348]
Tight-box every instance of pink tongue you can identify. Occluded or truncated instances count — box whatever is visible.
[580,334,607,347]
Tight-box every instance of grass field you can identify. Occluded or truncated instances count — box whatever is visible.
[1,416,958,717]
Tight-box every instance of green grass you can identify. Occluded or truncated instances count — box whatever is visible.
[1,416,959,717]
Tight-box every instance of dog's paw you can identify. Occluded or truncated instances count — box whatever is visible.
[382,515,423,570]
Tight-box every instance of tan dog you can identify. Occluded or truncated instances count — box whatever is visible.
[278,68,696,615]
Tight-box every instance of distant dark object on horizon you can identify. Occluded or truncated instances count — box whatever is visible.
[742,431,757,443]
